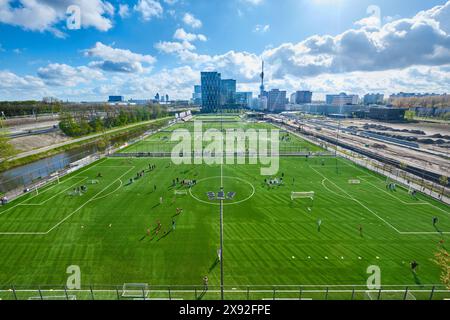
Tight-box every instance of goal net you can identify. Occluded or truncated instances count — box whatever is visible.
[291,192,315,201]
[122,283,149,298]
[348,179,361,185]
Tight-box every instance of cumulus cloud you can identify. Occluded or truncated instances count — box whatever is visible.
[182,13,202,29]
[134,0,163,21]
[84,42,156,73]
[0,0,115,37]
[37,63,104,86]
[262,1,450,79]
[173,28,207,42]
[154,41,196,54]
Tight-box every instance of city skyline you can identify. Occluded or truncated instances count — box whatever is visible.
[0,0,450,101]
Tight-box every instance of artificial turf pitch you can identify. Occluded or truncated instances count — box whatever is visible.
[0,119,449,300]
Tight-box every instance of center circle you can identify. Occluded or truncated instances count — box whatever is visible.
[189,176,255,206]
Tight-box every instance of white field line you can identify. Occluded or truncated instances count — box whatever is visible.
[91,179,123,202]
[0,177,88,216]
[310,166,401,234]
[338,157,450,215]
[45,166,135,234]
[311,166,450,235]
[0,158,108,215]
[321,179,353,201]
[0,165,134,236]
[331,157,449,216]
[358,176,444,210]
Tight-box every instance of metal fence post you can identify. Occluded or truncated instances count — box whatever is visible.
[64,285,69,300]
[325,287,329,300]
[90,285,95,300]
[429,286,435,300]
[351,287,355,300]
[12,285,18,300]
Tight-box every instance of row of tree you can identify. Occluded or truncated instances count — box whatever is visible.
[59,104,168,137]
[390,95,450,108]
[0,101,62,117]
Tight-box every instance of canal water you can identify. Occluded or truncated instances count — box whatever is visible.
[0,145,98,194]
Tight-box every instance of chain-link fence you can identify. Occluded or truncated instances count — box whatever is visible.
[0,285,448,301]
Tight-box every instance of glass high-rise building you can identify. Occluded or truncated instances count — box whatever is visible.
[201,72,222,112]
[221,79,237,106]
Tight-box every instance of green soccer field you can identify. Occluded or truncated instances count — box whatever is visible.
[0,119,449,300]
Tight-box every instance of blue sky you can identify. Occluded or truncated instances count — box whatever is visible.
[0,0,450,101]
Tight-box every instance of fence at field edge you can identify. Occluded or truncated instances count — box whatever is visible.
[0,285,449,301]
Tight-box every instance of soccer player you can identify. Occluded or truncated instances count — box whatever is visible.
[411,261,419,274]
[172,219,176,231]
[433,216,439,227]
[359,225,363,237]
[317,219,322,232]
[160,196,163,204]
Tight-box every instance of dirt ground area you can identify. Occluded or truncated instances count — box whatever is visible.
[11,133,70,152]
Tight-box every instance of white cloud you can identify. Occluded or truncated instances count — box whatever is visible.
[118,4,130,18]
[155,41,196,54]
[262,1,450,79]
[163,0,178,5]
[0,0,115,37]
[253,24,270,33]
[134,0,163,21]
[182,12,202,29]
[84,42,156,73]
[173,28,207,42]
[37,63,104,86]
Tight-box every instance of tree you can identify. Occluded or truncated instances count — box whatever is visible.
[432,249,450,289]
[440,176,448,187]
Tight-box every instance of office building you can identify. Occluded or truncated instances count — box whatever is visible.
[364,93,384,105]
[267,89,287,112]
[235,92,253,108]
[290,91,313,104]
[221,79,237,106]
[201,72,222,112]
[192,85,202,105]
[326,93,359,106]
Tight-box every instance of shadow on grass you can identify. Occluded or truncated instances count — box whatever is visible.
[157,229,173,242]
[208,258,220,273]
[412,272,422,285]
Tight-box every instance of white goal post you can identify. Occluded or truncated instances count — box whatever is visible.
[122,283,149,298]
[291,192,315,201]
